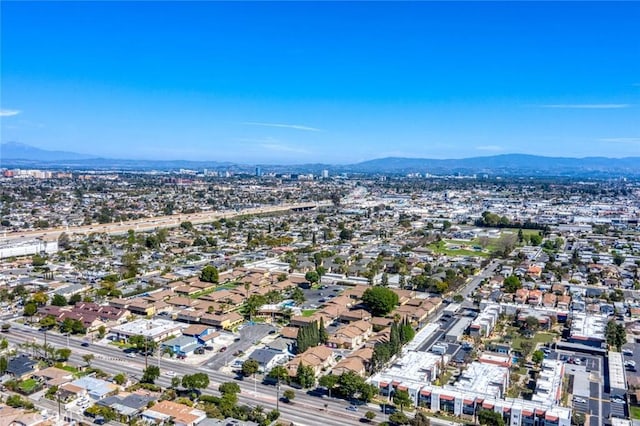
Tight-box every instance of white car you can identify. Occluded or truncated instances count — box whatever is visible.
[126,353,136,358]
[623,349,634,356]
[574,397,587,404]
[166,371,176,377]
[625,360,636,367]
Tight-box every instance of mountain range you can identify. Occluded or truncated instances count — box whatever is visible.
[2,141,639,177]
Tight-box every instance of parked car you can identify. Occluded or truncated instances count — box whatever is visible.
[623,349,634,356]
[574,397,587,404]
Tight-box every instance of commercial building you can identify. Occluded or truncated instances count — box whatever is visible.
[0,238,58,259]
[110,318,184,342]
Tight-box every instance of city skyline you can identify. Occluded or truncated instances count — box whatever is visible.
[1,1,639,164]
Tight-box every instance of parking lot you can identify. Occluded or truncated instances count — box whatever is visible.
[206,323,275,370]
[301,284,347,309]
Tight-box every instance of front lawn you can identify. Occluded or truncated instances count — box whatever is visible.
[302,309,318,317]
[19,378,40,394]
[631,406,640,420]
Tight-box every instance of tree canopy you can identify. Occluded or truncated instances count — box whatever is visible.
[362,286,399,316]
[200,265,219,283]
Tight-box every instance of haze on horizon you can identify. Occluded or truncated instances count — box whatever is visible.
[1,2,639,165]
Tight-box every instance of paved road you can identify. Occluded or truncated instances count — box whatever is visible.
[1,201,331,242]
[460,259,501,298]
[7,323,464,426]
[3,324,380,426]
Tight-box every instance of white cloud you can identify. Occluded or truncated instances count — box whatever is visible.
[0,109,21,117]
[537,104,631,109]
[599,137,640,143]
[476,145,503,151]
[241,122,322,132]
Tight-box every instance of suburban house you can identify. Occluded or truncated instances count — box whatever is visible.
[248,348,289,372]
[6,354,38,379]
[286,345,336,377]
[141,400,207,426]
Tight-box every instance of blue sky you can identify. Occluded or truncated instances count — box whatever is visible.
[1,1,639,164]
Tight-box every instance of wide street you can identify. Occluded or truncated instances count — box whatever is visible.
[1,201,331,242]
[4,321,464,426]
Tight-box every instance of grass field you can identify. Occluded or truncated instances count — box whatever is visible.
[19,378,39,394]
[302,309,318,317]
[428,240,490,258]
[630,406,640,420]
[508,331,556,351]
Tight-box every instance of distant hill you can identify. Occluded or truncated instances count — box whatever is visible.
[1,141,95,162]
[351,154,640,175]
[1,142,639,177]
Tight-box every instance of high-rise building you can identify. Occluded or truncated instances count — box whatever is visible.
[322,169,329,179]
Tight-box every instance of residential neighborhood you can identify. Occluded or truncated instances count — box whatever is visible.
[1,172,639,426]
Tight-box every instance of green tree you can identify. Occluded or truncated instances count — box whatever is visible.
[503,275,522,293]
[365,411,376,422]
[532,350,545,365]
[410,412,431,426]
[39,315,58,329]
[339,229,353,241]
[605,320,627,351]
[268,365,289,383]
[171,376,181,388]
[141,365,161,384]
[242,359,260,377]
[290,287,305,305]
[318,374,339,398]
[529,234,542,246]
[393,390,413,412]
[82,354,95,366]
[389,412,410,425]
[69,293,82,305]
[478,409,505,426]
[453,294,464,303]
[113,373,127,385]
[295,363,315,388]
[182,372,210,390]
[219,382,241,396]
[613,251,625,267]
[51,294,68,306]
[23,302,38,317]
[55,348,72,361]
[305,271,320,284]
[362,287,399,316]
[97,325,106,339]
[283,389,295,402]
[200,265,219,283]
[0,356,7,374]
[32,254,47,267]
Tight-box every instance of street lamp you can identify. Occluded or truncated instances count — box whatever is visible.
[276,382,281,412]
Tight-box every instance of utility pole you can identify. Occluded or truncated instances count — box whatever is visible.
[144,338,148,369]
